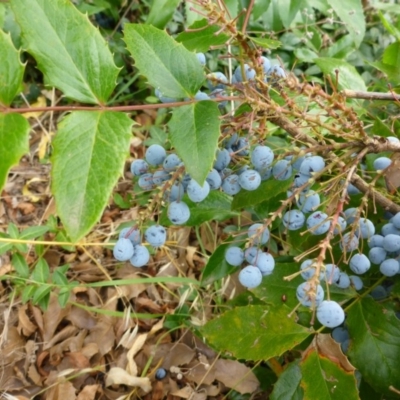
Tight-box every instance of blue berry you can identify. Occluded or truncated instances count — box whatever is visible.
[321,264,340,284]
[383,234,400,252]
[340,232,359,252]
[196,52,206,66]
[163,154,181,171]
[335,272,351,289]
[155,368,167,380]
[370,285,388,300]
[214,148,231,171]
[344,208,358,224]
[168,201,190,225]
[368,234,384,248]
[239,169,261,191]
[194,90,210,101]
[187,179,210,202]
[267,65,286,79]
[130,159,149,176]
[207,72,228,90]
[129,245,150,267]
[234,63,256,82]
[248,223,270,245]
[145,225,167,247]
[283,210,305,231]
[333,216,347,235]
[299,156,325,176]
[119,227,141,246]
[206,169,222,190]
[272,160,293,181]
[349,275,363,291]
[356,218,375,239]
[391,212,400,229]
[300,259,315,280]
[293,173,310,188]
[296,282,324,307]
[145,144,166,166]
[380,258,399,276]
[332,327,349,344]
[152,170,171,186]
[238,265,263,288]
[381,223,400,236]
[113,238,135,262]
[225,247,244,266]
[373,157,391,171]
[251,146,274,170]
[254,252,275,276]
[244,247,263,264]
[258,56,271,74]
[256,166,272,181]
[349,254,371,274]
[316,300,345,328]
[296,190,320,213]
[164,182,184,202]
[222,174,241,195]
[306,212,330,235]
[368,247,387,265]
[138,173,154,190]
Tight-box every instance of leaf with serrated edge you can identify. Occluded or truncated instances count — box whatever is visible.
[124,24,205,99]
[202,305,311,361]
[52,111,132,242]
[326,0,365,47]
[0,113,30,193]
[168,102,220,184]
[0,29,24,106]
[315,58,366,91]
[300,337,359,400]
[176,19,229,52]
[11,0,119,104]
[270,361,303,400]
[347,297,400,395]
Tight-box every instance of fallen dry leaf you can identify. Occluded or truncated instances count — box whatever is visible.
[105,367,151,393]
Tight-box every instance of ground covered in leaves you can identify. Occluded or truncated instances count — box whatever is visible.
[0,107,262,400]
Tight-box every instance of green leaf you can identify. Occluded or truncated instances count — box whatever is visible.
[19,226,49,240]
[58,287,71,308]
[252,0,272,20]
[383,42,400,69]
[315,58,366,91]
[378,11,400,41]
[10,0,119,104]
[7,222,19,238]
[201,237,245,286]
[270,361,303,400]
[347,297,400,396]
[176,19,229,52]
[11,253,30,279]
[32,284,51,309]
[52,111,132,242]
[0,113,30,193]
[278,0,307,29]
[21,285,36,304]
[0,233,13,255]
[326,0,365,47]
[168,102,221,184]
[300,345,359,400]
[31,258,50,284]
[52,268,69,286]
[0,29,24,105]
[202,305,311,361]
[232,178,292,210]
[369,61,400,82]
[249,36,281,50]
[146,0,181,29]
[124,23,205,98]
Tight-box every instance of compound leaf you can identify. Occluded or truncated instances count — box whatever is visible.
[326,0,365,48]
[315,58,366,91]
[202,305,311,361]
[0,29,24,106]
[270,361,303,400]
[0,113,30,193]
[346,297,400,396]
[52,111,132,242]
[168,101,220,184]
[11,0,119,104]
[176,19,229,52]
[300,344,359,400]
[124,23,205,98]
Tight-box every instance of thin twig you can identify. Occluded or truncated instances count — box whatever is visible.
[343,90,400,101]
